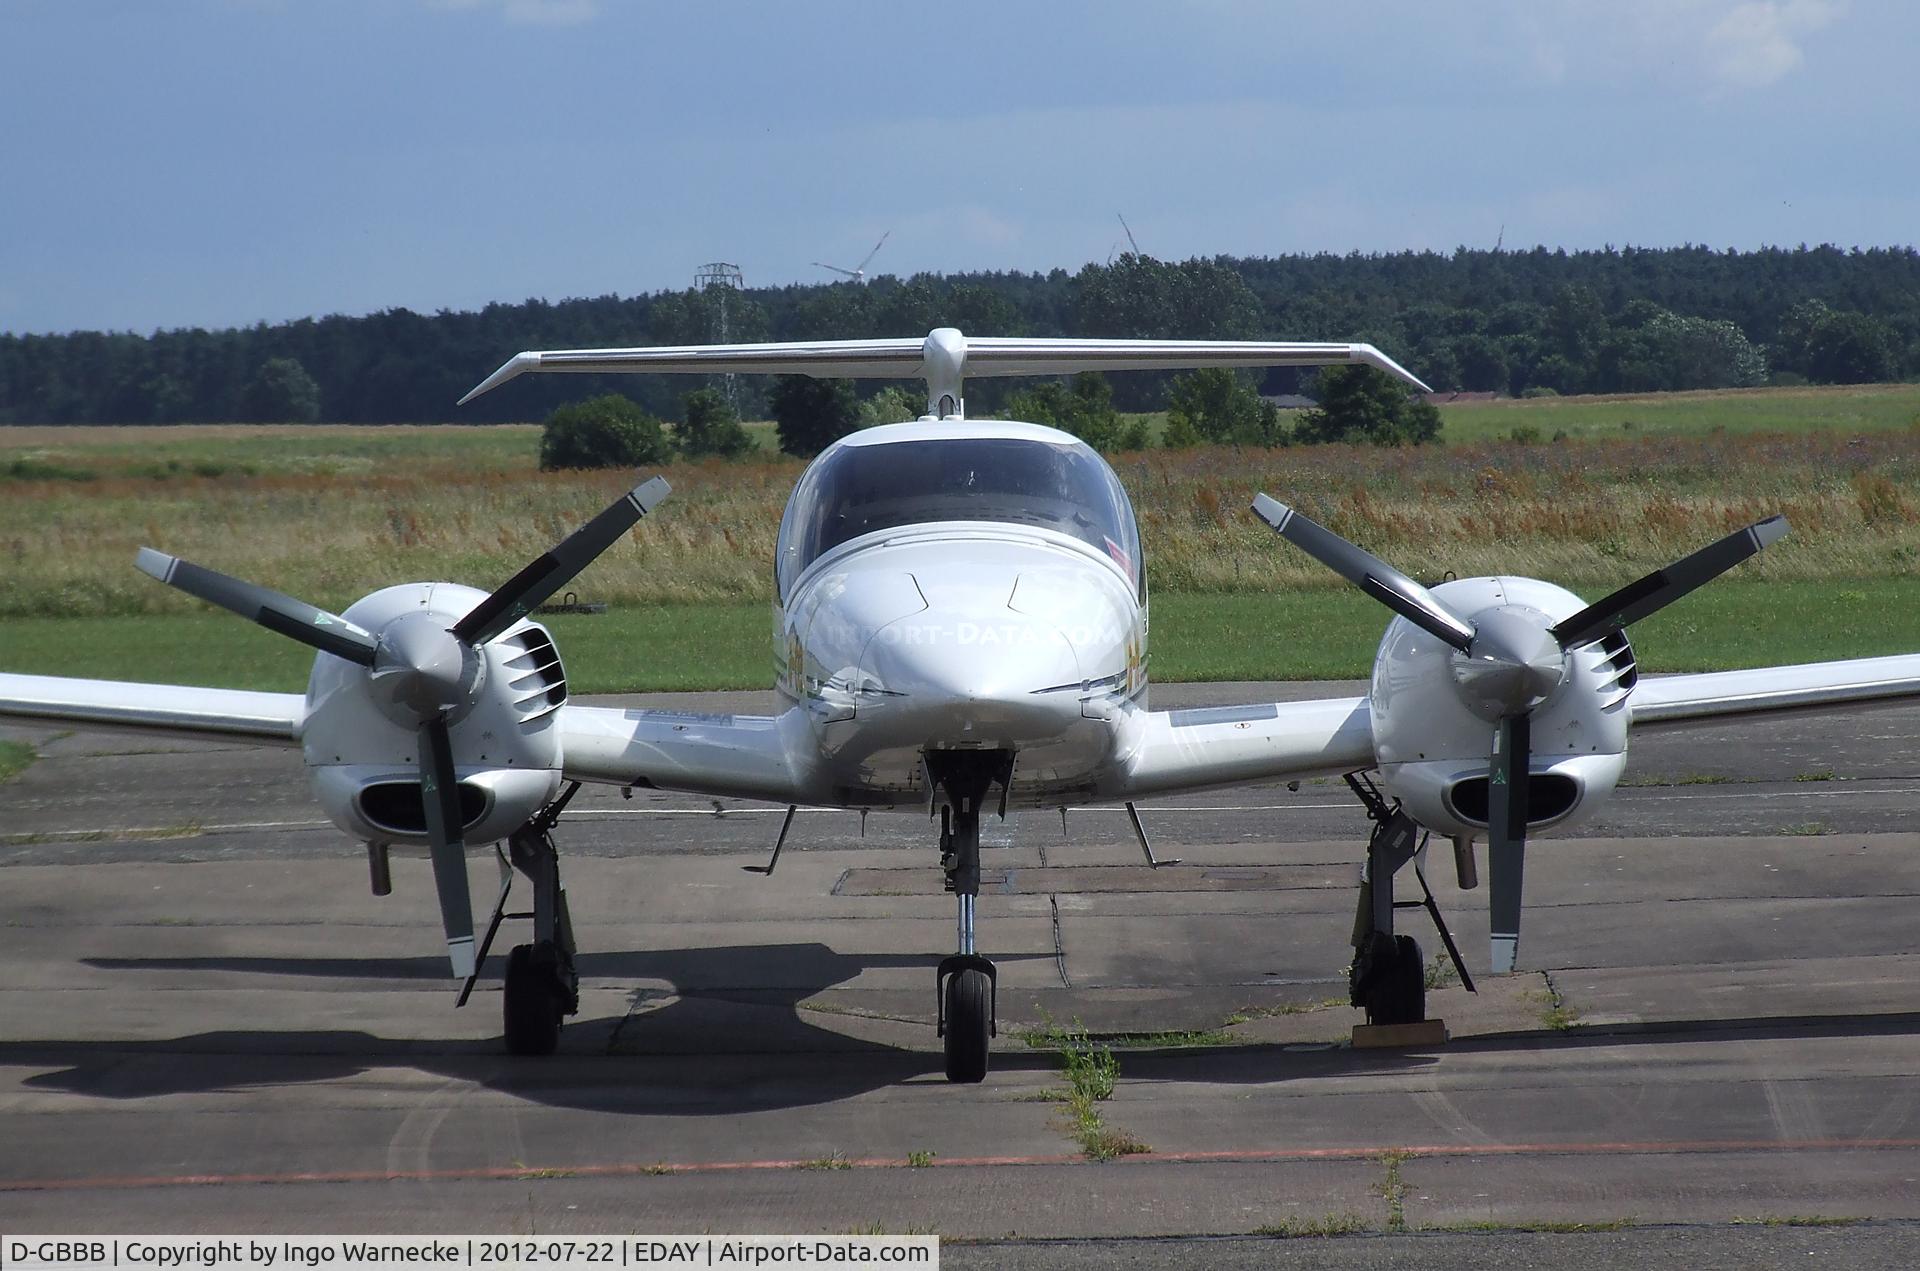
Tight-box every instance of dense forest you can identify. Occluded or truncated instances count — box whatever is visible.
[3,245,1916,425]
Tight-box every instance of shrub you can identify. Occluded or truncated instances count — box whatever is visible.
[676,387,756,459]
[772,376,861,457]
[1295,365,1441,446]
[1165,367,1286,446]
[538,394,671,471]
[858,385,925,427]
[1115,418,1153,451]
[240,357,321,423]
[1007,373,1125,450]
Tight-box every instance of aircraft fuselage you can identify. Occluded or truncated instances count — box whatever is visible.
[769,420,1149,807]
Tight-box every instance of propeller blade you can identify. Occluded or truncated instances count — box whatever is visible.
[135,548,377,665]
[1487,713,1531,974]
[419,716,476,980]
[452,476,670,647]
[1550,515,1788,650]
[1251,495,1476,652]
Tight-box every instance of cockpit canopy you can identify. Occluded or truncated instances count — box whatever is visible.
[776,430,1143,599]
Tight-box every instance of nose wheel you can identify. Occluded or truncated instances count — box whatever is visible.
[938,955,996,1083]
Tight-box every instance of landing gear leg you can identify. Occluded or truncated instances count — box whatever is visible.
[1344,774,1475,1026]
[501,819,578,1055]
[457,783,581,1056]
[929,752,1011,1084]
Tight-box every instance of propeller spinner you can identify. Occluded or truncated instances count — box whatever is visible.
[1251,494,1786,973]
[137,476,670,977]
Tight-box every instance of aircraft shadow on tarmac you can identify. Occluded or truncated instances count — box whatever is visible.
[10,941,1446,1113]
[46,942,1917,1114]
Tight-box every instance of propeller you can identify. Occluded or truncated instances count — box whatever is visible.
[1251,496,1786,973]
[138,475,671,976]
[135,549,379,664]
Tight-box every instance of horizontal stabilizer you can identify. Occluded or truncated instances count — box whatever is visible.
[459,328,1431,405]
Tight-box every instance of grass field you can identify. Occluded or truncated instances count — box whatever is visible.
[1424,382,1920,443]
[2,383,1916,689]
[5,581,1917,695]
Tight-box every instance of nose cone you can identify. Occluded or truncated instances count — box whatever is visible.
[860,603,1082,744]
[372,611,475,720]
[1452,607,1566,719]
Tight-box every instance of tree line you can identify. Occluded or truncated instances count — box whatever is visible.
[4,244,1916,426]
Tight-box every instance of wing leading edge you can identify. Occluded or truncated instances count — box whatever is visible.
[1108,695,1375,799]
[1628,653,1920,728]
[0,672,305,747]
[557,702,820,804]
[1095,649,1920,800]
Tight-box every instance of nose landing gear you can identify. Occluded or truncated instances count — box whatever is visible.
[926,751,1014,1083]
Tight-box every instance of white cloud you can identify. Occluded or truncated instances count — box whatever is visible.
[1705,0,1845,88]
[1501,0,1847,94]
[428,0,600,25]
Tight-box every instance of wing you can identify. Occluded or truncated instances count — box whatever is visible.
[0,674,820,803]
[556,702,819,804]
[1097,650,1920,800]
[459,334,1430,403]
[0,672,304,747]
[1105,696,1375,800]
[1629,653,1920,728]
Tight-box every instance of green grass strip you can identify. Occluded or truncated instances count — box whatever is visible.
[2,580,1917,694]
[0,740,36,783]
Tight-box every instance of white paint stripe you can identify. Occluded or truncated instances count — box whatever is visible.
[6,818,335,842]
[1619,788,1920,803]
[562,802,1357,820]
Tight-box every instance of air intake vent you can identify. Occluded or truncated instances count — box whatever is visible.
[1594,629,1638,708]
[359,781,490,834]
[1445,774,1581,827]
[495,624,568,721]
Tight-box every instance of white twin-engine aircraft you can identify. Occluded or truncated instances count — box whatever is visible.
[7,327,1920,1082]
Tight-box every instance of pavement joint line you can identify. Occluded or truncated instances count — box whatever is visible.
[12,1137,1920,1194]
[1048,895,1072,988]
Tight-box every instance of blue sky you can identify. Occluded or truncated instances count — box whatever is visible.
[2,0,1913,334]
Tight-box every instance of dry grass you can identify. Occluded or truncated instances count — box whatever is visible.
[3,422,1918,619]
[1124,431,1920,593]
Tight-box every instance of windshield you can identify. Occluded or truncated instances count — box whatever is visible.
[777,436,1141,597]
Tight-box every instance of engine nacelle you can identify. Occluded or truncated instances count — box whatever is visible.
[300,583,569,846]
[1370,575,1636,838]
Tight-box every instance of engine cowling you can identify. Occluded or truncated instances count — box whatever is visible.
[1369,576,1634,838]
[302,583,568,848]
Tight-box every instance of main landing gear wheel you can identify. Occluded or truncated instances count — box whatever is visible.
[942,965,993,1084]
[1352,932,1426,1027]
[503,941,570,1056]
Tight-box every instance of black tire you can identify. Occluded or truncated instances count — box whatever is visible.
[503,943,564,1056]
[943,968,992,1084]
[1366,935,1427,1027]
